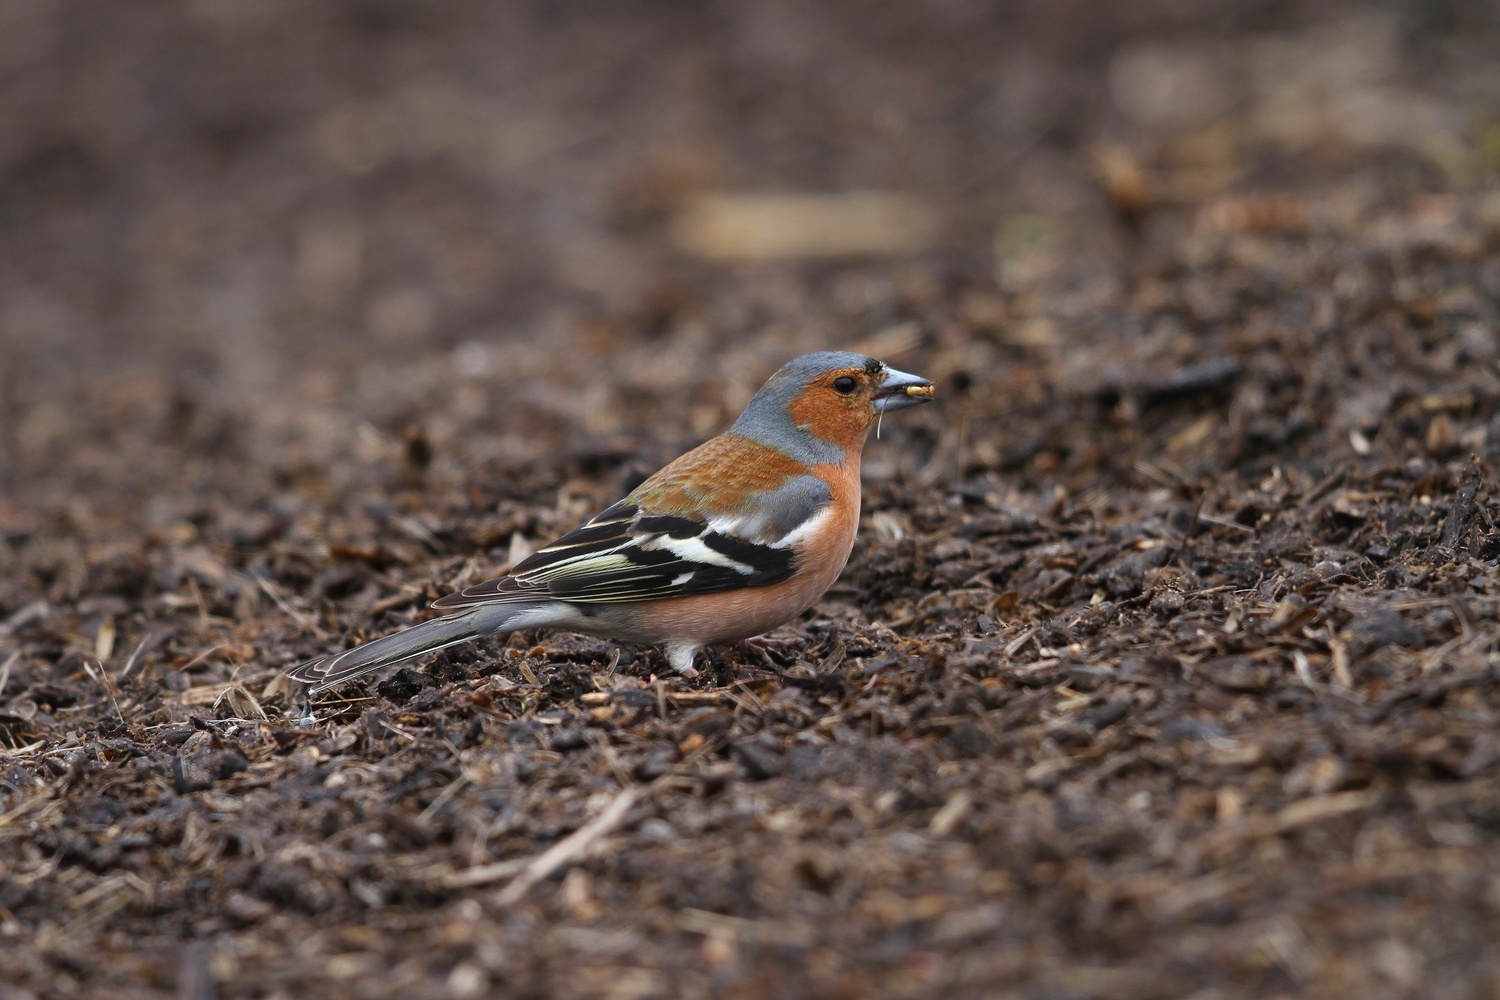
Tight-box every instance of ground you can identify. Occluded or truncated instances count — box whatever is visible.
[3,2,1500,998]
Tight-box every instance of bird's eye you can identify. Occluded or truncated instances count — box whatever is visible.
[832,376,858,395]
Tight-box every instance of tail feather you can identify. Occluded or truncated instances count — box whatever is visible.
[288,602,551,694]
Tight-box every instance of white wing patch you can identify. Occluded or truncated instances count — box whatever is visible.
[640,534,755,574]
[705,513,753,537]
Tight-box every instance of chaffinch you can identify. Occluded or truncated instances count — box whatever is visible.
[288,351,934,693]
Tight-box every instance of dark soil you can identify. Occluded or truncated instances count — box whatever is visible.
[3,3,1500,998]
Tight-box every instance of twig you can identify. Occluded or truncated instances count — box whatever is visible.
[441,857,528,890]
[1003,627,1037,658]
[387,512,444,554]
[0,600,47,640]
[0,649,18,697]
[1196,513,1254,534]
[0,788,54,832]
[491,785,646,905]
[418,773,469,824]
[677,907,811,945]
[251,570,326,638]
[119,628,172,681]
[174,645,237,674]
[1165,490,1210,568]
[579,689,730,708]
[83,660,126,723]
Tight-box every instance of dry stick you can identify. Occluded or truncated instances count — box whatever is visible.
[173,644,239,674]
[83,660,126,723]
[418,773,470,825]
[387,512,444,554]
[0,600,48,640]
[119,627,171,681]
[581,729,633,791]
[251,570,325,638]
[0,649,18,697]
[491,785,646,905]
[579,688,729,708]
[443,855,527,890]
[1165,488,1210,570]
[0,788,54,832]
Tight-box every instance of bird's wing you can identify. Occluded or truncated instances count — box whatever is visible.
[430,474,832,610]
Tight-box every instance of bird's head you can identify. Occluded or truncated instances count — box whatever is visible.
[732,351,934,461]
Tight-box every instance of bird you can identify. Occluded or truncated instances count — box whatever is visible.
[286,351,934,693]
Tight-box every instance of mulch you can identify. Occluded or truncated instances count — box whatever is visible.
[3,3,1500,998]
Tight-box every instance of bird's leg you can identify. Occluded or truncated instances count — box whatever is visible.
[666,643,701,677]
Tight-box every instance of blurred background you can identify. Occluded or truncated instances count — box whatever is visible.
[2,0,1498,531]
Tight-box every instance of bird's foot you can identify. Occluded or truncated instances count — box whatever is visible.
[666,643,702,677]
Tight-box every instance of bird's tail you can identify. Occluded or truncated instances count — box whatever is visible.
[287,603,543,694]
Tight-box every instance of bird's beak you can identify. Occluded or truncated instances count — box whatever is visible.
[873,366,935,412]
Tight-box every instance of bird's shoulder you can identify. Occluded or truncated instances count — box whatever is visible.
[629,433,815,514]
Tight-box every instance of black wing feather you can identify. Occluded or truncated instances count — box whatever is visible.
[431,479,825,610]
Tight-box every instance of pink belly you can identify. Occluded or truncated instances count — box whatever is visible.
[613,562,844,645]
